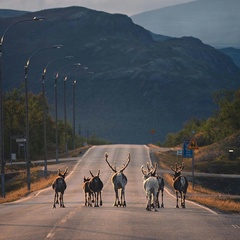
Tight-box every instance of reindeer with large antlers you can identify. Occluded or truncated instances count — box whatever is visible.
[52,168,68,208]
[171,162,188,208]
[105,153,130,207]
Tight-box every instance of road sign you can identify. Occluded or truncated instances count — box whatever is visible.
[177,150,182,156]
[16,138,26,143]
[187,138,199,150]
[183,140,193,158]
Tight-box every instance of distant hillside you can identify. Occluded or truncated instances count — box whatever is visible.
[0,9,29,18]
[1,6,240,144]
[220,48,240,68]
[131,0,240,49]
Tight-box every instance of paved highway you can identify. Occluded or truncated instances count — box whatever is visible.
[0,144,239,240]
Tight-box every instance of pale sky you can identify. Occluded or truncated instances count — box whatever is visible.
[0,0,195,16]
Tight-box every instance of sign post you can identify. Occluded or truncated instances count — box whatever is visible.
[187,138,199,189]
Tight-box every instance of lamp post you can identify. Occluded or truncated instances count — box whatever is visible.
[71,68,92,150]
[41,56,73,172]
[72,80,77,150]
[63,63,82,157]
[24,44,62,189]
[0,16,45,197]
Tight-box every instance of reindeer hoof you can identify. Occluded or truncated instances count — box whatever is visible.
[146,206,151,211]
[175,205,179,208]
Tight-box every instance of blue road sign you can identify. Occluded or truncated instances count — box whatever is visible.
[183,140,193,158]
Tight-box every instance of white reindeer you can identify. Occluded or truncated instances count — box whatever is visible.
[141,164,159,211]
[146,162,165,208]
[105,152,130,207]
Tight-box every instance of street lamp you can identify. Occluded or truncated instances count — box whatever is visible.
[63,63,82,156]
[24,44,63,189]
[72,68,93,150]
[72,80,77,150]
[41,56,73,174]
[0,16,45,197]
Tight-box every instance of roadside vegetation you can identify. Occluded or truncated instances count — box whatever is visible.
[152,149,240,213]
[154,88,240,213]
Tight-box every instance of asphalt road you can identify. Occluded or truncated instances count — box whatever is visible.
[0,144,239,240]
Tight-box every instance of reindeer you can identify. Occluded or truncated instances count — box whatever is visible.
[146,162,164,208]
[171,162,188,208]
[105,153,130,207]
[88,170,103,207]
[52,168,68,208]
[141,164,159,211]
[82,176,93,207]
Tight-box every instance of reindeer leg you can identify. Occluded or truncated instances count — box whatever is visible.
[182,192,186,208]
[99,191,102,206]
[146,192,151,211]
[60,193,65,208]
[153,193,158,212]
[156,191,160,208]
[117,189,120,207]
[161,190,164,208]
[96,192,99,207]
[122,188,126,207]
[114,188,119,207]
[55,192,59,204]
[53,192,57,208]
[175,191,179,208]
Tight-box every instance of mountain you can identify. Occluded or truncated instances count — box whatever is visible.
[0,9,28,18]
[131,0,240,49]
[0,7,240,144]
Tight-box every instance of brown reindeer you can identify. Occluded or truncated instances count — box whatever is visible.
[88,170,103,207]
[52,168,68,208]
[82,176,93,207]
[105,153,130,207]
[171,162,188,208]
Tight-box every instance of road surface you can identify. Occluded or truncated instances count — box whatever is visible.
[0,144,239,240]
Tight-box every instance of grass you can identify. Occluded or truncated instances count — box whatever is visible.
[0,166,57,204]
[152,147,240,214]
[0,145,91,204]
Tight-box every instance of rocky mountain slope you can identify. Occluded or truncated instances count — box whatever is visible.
[1,7,240,143]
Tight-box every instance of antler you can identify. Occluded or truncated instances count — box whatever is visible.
[151,162,157,176]
[141,165,147,175]
[171,163,184,172]
[146,162,151,171]
[89,170,94,177]
[105,153,117,173]
[170,163,177,172]
[120,153,130,172]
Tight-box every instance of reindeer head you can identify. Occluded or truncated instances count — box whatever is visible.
[171,163,184,180]
[58,167,68,179]
[83,176,91,182]
[141,162,157,180]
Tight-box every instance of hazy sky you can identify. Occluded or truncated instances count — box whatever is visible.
[0,0,194,16]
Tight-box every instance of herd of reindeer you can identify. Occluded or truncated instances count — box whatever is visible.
[52,153,189,211]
